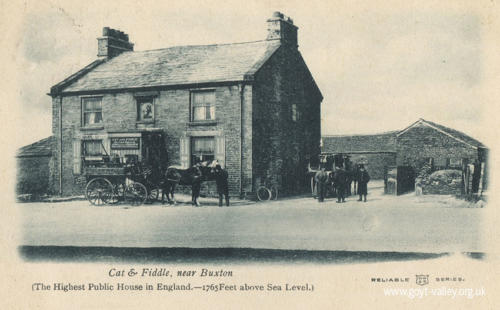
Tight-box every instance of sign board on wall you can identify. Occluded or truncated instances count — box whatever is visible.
[110,137,140,150]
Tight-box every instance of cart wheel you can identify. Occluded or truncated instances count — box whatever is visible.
[124,182,148,206]
[146,186,160,203]
[86,178,113,206]
[257,186,272,201]
[270,185,279,200]
[108,183,125,204]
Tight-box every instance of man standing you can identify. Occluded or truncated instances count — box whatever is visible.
[214,165,229,207]
[357,164,370,202]
[335,166,347,203]
[314,167,329,203]
[191,165,202,206]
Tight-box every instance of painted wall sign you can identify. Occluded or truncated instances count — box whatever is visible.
[111,137,140,149]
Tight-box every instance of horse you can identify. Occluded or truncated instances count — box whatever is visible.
[161,160,218,206]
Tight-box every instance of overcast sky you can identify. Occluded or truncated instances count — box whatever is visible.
[6,0,497,149]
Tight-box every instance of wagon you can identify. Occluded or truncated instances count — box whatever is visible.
[84,164,159,206]
[81,130,166,206]
[308,154,355,198]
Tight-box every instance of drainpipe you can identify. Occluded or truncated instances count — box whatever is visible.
[239,83,245,198]
[59,96,63,195]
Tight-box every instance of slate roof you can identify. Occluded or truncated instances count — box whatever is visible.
[59,40,282,93]
[17,136,54,157]
[398,118,486,148]
[322,131,397,153]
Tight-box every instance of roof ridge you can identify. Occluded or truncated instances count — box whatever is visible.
[322,130,399,137]
[420,118,485,147]
[131,39,280,53]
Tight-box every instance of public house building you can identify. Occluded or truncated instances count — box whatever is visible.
[48,12,323,197]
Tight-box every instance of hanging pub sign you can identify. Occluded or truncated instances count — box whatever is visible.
[111,137,140,150]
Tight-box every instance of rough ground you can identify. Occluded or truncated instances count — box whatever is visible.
[20,181,484,254]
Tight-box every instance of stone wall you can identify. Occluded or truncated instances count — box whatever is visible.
[397,124,478,173]
[51,85,250,197]
[348,153,396,179]
[252,46,322,195]
[416,169,463,195]
[17,155,52,197]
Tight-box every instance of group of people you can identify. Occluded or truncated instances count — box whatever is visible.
[315,164,370,204]
[162,161,230,207]
[190,164,230,207]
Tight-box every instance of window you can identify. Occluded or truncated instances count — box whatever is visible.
[191,137,215,165]
[191,91,215,121]
[82,97,103,126]
[83,140,103,156]
[292,104,298,121]
[82,140,104,167]
[449,158,462,168]
[137,97,154,122]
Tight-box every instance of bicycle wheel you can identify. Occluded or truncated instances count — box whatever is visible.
[257,186,271,201]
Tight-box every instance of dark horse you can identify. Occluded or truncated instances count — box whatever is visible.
[161,160,217,206]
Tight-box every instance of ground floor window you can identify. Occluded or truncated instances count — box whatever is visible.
[191,136,214,165]
[82,140,105,167]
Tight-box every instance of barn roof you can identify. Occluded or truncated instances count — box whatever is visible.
[52,40,282,94]
[17,136,54,157]
[322,131,397,154]
[397,118,486,149]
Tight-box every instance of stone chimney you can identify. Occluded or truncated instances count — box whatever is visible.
[266,12,298,47]
[97,27,134,58]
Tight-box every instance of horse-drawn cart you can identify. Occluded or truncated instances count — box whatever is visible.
[84,163,159,206]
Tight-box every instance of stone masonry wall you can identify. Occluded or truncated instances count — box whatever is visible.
[253,46,322,195]
[348,153,396,179]
[51,85,248,197]
[396,124,478,173]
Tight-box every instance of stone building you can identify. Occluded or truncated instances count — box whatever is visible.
[16,136,54,198]
[322,119,487,181]
[321,132,397,179]
[396,118,487,172]
[48,12,323,197]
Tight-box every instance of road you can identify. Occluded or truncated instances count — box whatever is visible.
[20,182,484,254]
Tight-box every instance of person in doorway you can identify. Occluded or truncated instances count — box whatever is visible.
[214,164,229,207]
[315,166,329,203]
[357,164,370,202]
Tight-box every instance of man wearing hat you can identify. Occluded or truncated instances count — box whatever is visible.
[214,164,229,206]
[357,164,370,202]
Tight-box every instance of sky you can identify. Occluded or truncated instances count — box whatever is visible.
[4,0,498,149]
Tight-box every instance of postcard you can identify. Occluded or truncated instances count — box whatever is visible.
[2,0,498,309]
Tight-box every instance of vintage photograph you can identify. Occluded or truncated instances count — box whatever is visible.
[4,1,499,308]
[13,1,491,265]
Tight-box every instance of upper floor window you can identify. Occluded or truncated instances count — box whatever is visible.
[82,97,103,127]
[191,91,215,121]
[137,97,154,122]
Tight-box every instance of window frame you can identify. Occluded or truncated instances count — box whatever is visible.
[81,139,105,167]
[190,136,215,166]
[81,96,104,128]
[136,96,155,123]
[190,90,216,122]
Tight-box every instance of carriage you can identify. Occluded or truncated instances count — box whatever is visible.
[82,130,165,206]
[83,160,161,206]
[308,153,358,197]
